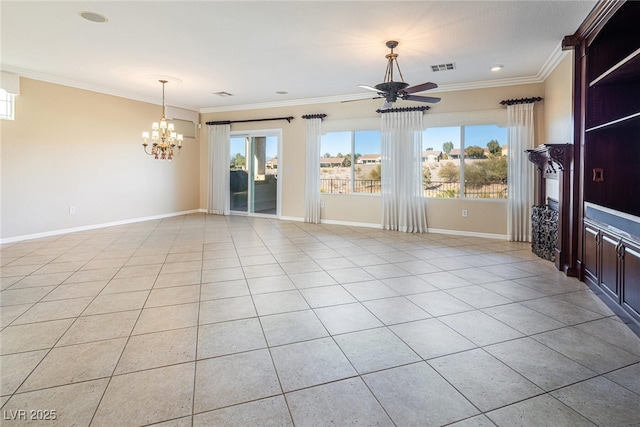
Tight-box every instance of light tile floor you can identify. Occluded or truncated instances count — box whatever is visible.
[1,213,640,426]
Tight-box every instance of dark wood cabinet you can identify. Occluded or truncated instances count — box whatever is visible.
[622,244,640,318]
[565,1,640,328]
[583,209,640,324]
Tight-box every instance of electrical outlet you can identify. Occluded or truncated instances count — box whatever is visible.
[462,209,468,217]
[320,200,325,208]
[69,206,76,214]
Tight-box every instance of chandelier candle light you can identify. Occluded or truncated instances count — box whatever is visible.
[141,80,183,160]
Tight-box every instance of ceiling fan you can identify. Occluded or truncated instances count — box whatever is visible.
[358,40,441,110]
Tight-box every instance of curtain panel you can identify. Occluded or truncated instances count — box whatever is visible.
[208,124,231,215]
[381,110,427,233]
[304,117,322,223]
[507,103,535,242]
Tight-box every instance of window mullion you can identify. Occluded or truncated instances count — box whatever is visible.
[350,132,355,193]
[459,126,465,199]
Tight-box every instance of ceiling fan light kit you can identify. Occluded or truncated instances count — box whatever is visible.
[358,40,441,110]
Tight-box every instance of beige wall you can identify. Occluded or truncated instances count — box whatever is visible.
[544,52,574,146]
[1,78,200,240]
[542,52,575,202]
[2,75,558,241]
[200,82,545,237]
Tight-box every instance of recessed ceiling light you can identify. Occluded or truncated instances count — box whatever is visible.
[276,91,288,95]
[79,11,108,23]
[491,64,504,72]
[213,91,233,97]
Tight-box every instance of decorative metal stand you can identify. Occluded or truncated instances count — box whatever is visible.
[532,205,559,261]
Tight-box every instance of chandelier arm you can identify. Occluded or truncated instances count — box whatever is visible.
[142,144,155,156]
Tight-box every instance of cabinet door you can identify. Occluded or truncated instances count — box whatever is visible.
[600,233,620,300]
[583,224,599,284]
[622,242,640,320]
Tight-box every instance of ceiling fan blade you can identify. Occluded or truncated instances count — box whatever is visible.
[381,101,394,110]
[341,96,383,104]
[404,94,441,103]
[404,82,438,94]
[358,84,383,93]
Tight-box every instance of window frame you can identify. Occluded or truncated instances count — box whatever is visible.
[320,129,382,195]
[422,123,508,200]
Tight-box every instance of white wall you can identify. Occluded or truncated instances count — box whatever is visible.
[1,78,201,241]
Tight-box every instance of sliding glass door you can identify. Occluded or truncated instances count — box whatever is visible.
[229,132,280,216]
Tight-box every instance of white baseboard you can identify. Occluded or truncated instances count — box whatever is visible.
[1,209,206,244]
[319,219,380,229]
[2,211,508,244]
[278,216,304,222]
[427,227,509,240]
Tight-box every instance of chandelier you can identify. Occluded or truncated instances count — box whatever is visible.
[141,80,183,160]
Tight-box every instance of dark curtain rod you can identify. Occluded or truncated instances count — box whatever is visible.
[206,116,294,126]
[376,105,431,114]
[302,114,327,120]
[500,97,543,106]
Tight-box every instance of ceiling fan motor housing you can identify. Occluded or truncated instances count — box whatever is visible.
[375,81,410,101]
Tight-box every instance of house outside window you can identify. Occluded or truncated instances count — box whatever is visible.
[320,130,381,194]
[423,125,508,199]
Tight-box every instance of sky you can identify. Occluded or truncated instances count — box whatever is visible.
[423,125,507,150]
[319,125,508,157]
[230,125,507,160]
[320,130,381,157]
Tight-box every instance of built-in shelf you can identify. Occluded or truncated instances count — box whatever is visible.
[569,0,640,332]
[590,47,640,87]
[586,111,640,132]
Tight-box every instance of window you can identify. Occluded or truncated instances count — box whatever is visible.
[320,130,381,194]
[0,89,15,120]
[230,134,279,214]
[422,124,508,199]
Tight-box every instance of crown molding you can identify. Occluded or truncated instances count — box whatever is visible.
[200,76,545,113]
[199,93,373,113]
[4,62,554,115]
[0,65,198,112]
[537,42,569,81]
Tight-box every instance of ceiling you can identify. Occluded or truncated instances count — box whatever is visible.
[1,1,596,112]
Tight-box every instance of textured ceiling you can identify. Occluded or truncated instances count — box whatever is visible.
[1,1,596,112]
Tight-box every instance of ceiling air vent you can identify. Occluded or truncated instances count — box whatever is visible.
[430,63,456,72]
[213,91,233,97]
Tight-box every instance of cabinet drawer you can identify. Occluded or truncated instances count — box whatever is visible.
[622,243,640,319]
[583,225,599,282]
[600,233,620,299]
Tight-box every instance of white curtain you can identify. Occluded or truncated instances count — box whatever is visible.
[507,103,535,242]
[304,117,322,223]
[381,110,427,233]
[208,124,231,215]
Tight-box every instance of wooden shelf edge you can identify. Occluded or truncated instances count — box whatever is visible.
[590,47,640,87]
[586,111,640,132]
